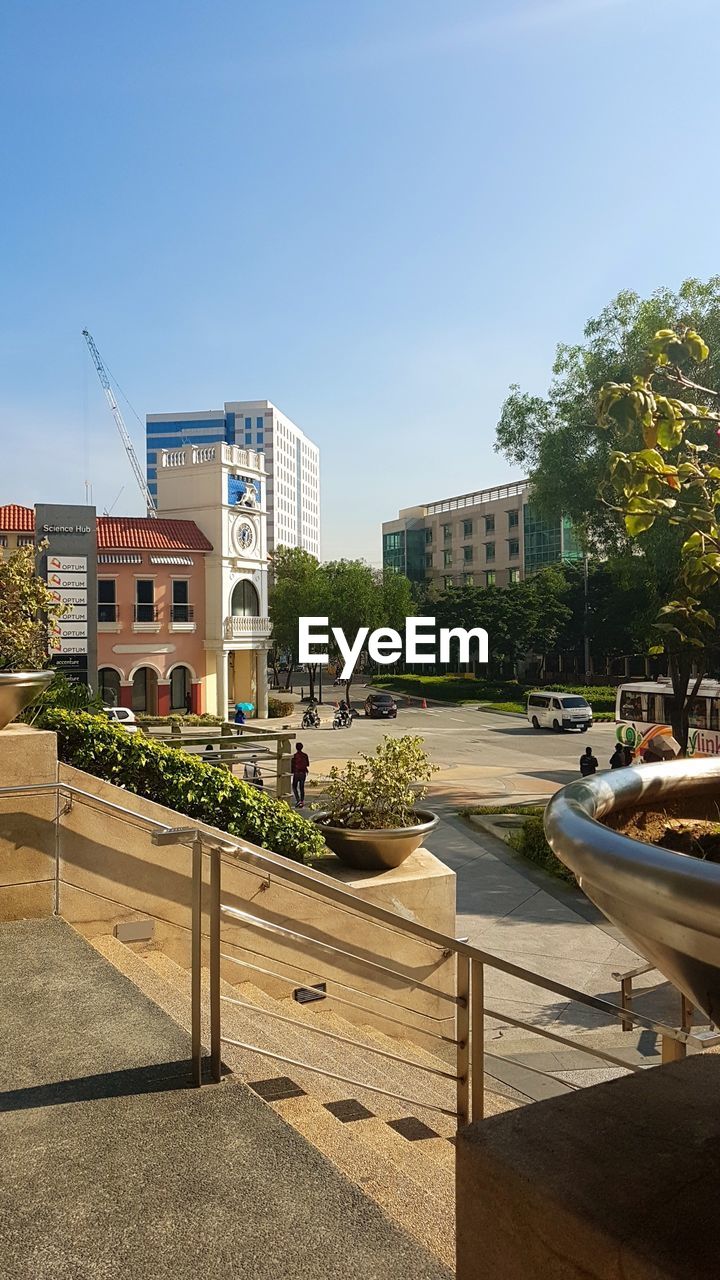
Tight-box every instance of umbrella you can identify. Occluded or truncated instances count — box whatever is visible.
[235,702,255,712]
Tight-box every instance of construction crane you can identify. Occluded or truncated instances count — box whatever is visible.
[82,329,157,517]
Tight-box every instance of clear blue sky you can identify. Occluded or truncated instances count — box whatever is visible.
[2,0,719,563]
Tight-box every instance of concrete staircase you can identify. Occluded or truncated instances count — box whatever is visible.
[91,933,524,1270]
[0,917,454,1280]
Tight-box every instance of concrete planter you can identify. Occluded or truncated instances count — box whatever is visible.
[544,758,720,1023]
[314,809,439,872]
[0,671,54,731]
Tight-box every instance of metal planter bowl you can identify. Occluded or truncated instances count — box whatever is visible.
[0,670,55,731]
[314,809,439,872]
[544,758,720,1024]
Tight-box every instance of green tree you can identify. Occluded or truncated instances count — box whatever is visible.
[269,548,327,697]
[597,325,720,749]
[322,559,384,704]
[496,277,720,550]
[0,542,65,670]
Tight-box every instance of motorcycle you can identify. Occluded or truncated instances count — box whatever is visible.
[332,706,353,730]
[301,706,320,729]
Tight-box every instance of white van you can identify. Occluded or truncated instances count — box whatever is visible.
[526,691,592,733]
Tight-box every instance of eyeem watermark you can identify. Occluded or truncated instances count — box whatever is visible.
[299,616,488,680]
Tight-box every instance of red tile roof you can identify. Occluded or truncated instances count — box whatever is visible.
[0,506,212,552]
[0,504,34,531]
[97,517,212,552]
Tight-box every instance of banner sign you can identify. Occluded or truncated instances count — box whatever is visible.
[36,504,97,689]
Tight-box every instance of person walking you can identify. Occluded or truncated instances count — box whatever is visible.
[291,742,310,808]
[609,743,625,770]
[579,746,598,777]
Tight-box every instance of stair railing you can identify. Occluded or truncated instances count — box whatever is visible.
[3,779,719,1128]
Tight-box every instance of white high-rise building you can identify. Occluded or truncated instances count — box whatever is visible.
[146,400,320,559]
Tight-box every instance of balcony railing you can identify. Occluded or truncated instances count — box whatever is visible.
[224,615,272,640]
[171,603,195,624]
[134,604,159,623]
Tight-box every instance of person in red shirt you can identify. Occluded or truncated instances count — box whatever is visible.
[291,742,310,808]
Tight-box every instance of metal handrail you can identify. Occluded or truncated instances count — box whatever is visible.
[1,781,712,1047]
[220,904,458,1005]
[4,778,718,1129]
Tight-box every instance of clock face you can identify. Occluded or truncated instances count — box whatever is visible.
[232,518,255,555]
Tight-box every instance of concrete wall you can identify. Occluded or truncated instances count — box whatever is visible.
[0,725,57,920]
[456,1054,720,1279]
[56,762,457,1048]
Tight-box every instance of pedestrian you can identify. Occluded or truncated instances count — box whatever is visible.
[609,743,625,770]
[623,744,634,767]
[185,690,192,714]
[234,705,246,727]
[579,745,598,777]
[291,741,310,808]
[244,754,264,788]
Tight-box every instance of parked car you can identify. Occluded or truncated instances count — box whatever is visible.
[104,706,139,734]
[526,691,592,732]
[364,693,398,719]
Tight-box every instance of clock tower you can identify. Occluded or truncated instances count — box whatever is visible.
[155,443,271,718]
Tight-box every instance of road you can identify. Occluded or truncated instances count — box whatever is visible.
[292,690,618,810]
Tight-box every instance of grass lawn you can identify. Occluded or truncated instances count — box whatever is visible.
[372,674,617,719]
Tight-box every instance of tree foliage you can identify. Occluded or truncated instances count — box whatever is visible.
[320,734,437,830]
[597,324,720,748]
[0,542,65,671]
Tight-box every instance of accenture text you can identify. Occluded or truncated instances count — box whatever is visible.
[298,616,489,681]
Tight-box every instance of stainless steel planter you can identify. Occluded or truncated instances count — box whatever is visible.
[314,809,439,871]
[0,671,54,731]
[544,759,720,1023]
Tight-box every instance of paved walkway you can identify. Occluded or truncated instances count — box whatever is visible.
[424,805,682,1052]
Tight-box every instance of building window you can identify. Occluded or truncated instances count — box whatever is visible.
[484,515,495,534]
[256,417,263,430]
[17,535,34,547]
[463,545,473,563]
[485,571,496,586]
[508,509,519,529]
[464,573,474,586]
[170,665,192,711]
[509,539,520,558]
[442,523,452,543]
[463,519,473,538]
[509,568,521,583]
[135,579,156,623]
[443,548,452,567]
[171,579,192,623]
[245,417,252,430]
[444,576,454,590]
[485,542,495,562]
[98,579,117,623]
[0,535,8,549]
[98,668,120,705]
[425,528,433,545]
[425,553,433,569]
[231,579,260,617]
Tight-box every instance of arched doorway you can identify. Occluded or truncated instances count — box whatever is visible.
[170,665,192,711]
[99,668,121,706]
[132,667,158,714]
[231,579,260,617]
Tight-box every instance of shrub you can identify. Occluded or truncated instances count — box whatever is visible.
[268,697,294,718]
[41,709,325,863]
[135,712,223,726]
[320,735,437,830]
[508,815,575,883]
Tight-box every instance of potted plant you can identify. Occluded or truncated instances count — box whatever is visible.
[314,734,439,871]
[0,542,61,729]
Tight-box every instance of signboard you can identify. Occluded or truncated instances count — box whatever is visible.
[36,504,97,689]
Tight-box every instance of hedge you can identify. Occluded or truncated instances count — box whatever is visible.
[372,674,617,715]
[268,697,294,718]
[42,709,325,863]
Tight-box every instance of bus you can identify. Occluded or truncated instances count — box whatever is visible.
[615,678,720,758]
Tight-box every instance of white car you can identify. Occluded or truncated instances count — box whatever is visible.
[104,706,139,734]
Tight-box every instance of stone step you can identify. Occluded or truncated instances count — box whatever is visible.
[92,938,454,1267]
